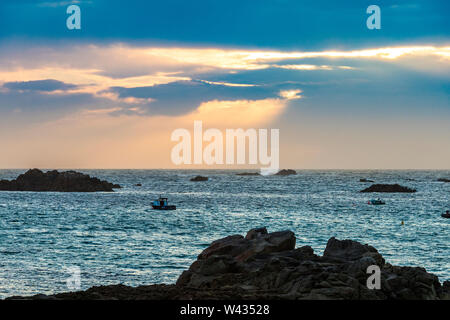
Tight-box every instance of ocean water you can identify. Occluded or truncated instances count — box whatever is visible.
[0,169,448,298]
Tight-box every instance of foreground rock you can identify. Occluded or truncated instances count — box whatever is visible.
[0,169,121,192]
[9,228,449,300]
[360,184,416,193]
[275,169,297,176]
[190,176,208,182]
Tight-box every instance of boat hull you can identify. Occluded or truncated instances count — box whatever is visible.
[441,213,450,218]
[368,200,385,205]
[152,205,176,210]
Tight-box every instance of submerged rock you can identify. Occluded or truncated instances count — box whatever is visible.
[7,228,449,300]
[275,169,297,176]
[0,169,120,192]
[360,184,416,193]
[190,176,208,182]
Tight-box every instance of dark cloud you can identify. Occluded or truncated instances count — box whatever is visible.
[107,80,301,116]
[0,89,115,123]
[3,79,78,92]
[196,62,364,86]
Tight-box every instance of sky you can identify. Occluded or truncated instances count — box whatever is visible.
[0,0,449,169]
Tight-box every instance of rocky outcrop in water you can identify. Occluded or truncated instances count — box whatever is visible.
[360,184,416,193]
[9,228,449,300]
[0,169,121,192]
[236,172,261,176]
[437,178,450,183]
[190,176,208,182]
[275,169,297,176]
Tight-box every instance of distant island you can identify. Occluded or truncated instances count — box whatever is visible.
[190,175,208,182]
[8,227,449,300]
[0,169,121,192]
[236,172,260,176]
[360,184,416,193]
[275,169,297,176]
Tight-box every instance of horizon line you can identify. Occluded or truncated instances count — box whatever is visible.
[0,168,449,171]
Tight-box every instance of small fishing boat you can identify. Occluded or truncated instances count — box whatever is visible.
[368,199,385,205]
[152,196,176,210]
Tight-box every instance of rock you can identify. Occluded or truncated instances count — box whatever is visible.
[175,229,444,300]
[245,227,268,240]
[275,169,297,176]
[236,172,260,176]
[7,228,448,300]
[197,234,248,260]
[437,178,450,183]
[359,178,374,183]
[135,184,142,187]
[323,237,385,266]
[190,176,208,182]
[360,184,416,193]
[443,281,450,299]
[6,293,57,300]
[235,230,296,262]
[0,169,121,192]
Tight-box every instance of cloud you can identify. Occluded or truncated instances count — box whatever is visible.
[274,64,334,71]
[0,43,448,121]
[107,80,302,116]
[279,89,302,100]
[0,90,102,118]
[3,79,78,92]
[0,41,448,169]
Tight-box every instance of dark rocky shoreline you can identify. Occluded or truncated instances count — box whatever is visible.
[8,228,449,300]
[0,169,121,192]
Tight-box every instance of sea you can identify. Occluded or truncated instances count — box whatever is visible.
[0,169,448,298]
